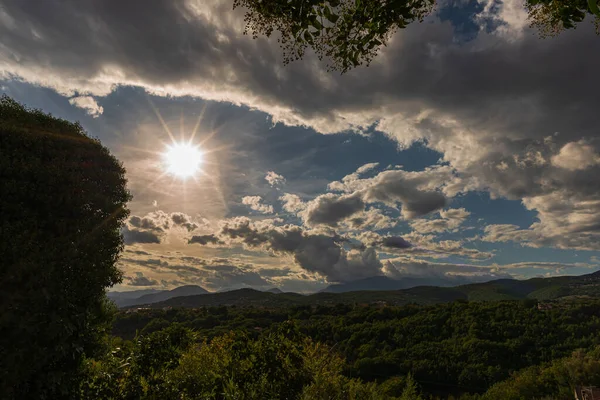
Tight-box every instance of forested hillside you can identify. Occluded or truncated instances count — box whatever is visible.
[111,298,600,399]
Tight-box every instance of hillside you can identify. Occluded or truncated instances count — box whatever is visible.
[107,289,163,305]
[130,270,600,309]
[116,285,209,307]
[321,275,480,293]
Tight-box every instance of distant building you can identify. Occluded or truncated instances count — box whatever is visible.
[537,303,553,311]
[574,386,600,400]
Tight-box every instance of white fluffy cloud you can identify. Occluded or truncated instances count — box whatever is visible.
[551,140,600,171]
[68,96,103,117]
[242,195,274,214]
[279,193,306,213]
[265,171,286,187]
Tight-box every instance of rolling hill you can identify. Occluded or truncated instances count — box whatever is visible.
[321,275,482,293]
[113,285,209,307]
[121,270,600,309]
[107,288,163,305]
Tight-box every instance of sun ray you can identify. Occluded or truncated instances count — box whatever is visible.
[180,111,185,142]
[188,103,207,144]
[147,96,176,144]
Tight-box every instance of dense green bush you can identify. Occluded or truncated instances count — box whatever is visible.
[113,299,600,397]
[0,96,131,399]
[81,322,397,399]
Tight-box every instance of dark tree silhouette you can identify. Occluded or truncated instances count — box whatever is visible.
[0,96,131,399]
[234,0,599,73]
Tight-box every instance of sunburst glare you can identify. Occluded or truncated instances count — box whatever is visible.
[163,142,204,179]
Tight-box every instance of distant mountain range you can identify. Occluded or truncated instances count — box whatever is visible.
[108,285,209,307]
[108,285,287,307]
[112,270,600,309]
[321,275,481,293]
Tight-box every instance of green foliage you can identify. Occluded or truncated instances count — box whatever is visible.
[82,321,396,399]
[0,96,131,399]
[114,298,600,397]
[480,346,600,400]
[399,373,423,400]
[233,0,435,73]
[525,0,600,36]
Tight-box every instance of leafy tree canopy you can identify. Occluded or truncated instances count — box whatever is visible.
[0,96,131,399]
[234,0,600,73]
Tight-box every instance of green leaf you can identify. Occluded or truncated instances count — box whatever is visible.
[590,0,600,17]
[304,31,313,43]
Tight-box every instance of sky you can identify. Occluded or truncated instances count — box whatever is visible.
[2,0,600,293]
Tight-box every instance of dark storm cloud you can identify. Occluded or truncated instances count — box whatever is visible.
[362,170,448,219]
[303,192,365,227]
[2,0,600,248]
[171,212,199,231]
[122,225,161,244]
[125,249,152,256]
[188,234,222,245]
[381,236,412,249]
[328,165,453,219]
[201,217,383,282]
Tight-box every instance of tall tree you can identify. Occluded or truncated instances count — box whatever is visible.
[234,0,599,73]
[0,96,131,399]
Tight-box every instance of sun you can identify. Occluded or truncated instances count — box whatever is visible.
[163,142,204,178]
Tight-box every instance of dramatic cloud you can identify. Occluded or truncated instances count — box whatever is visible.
[199,217,383,282]
[265,171,286,187]
[329,166,453,219]
[4,0,600,284]
[68,96,103,117]
[242,196,274,214]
